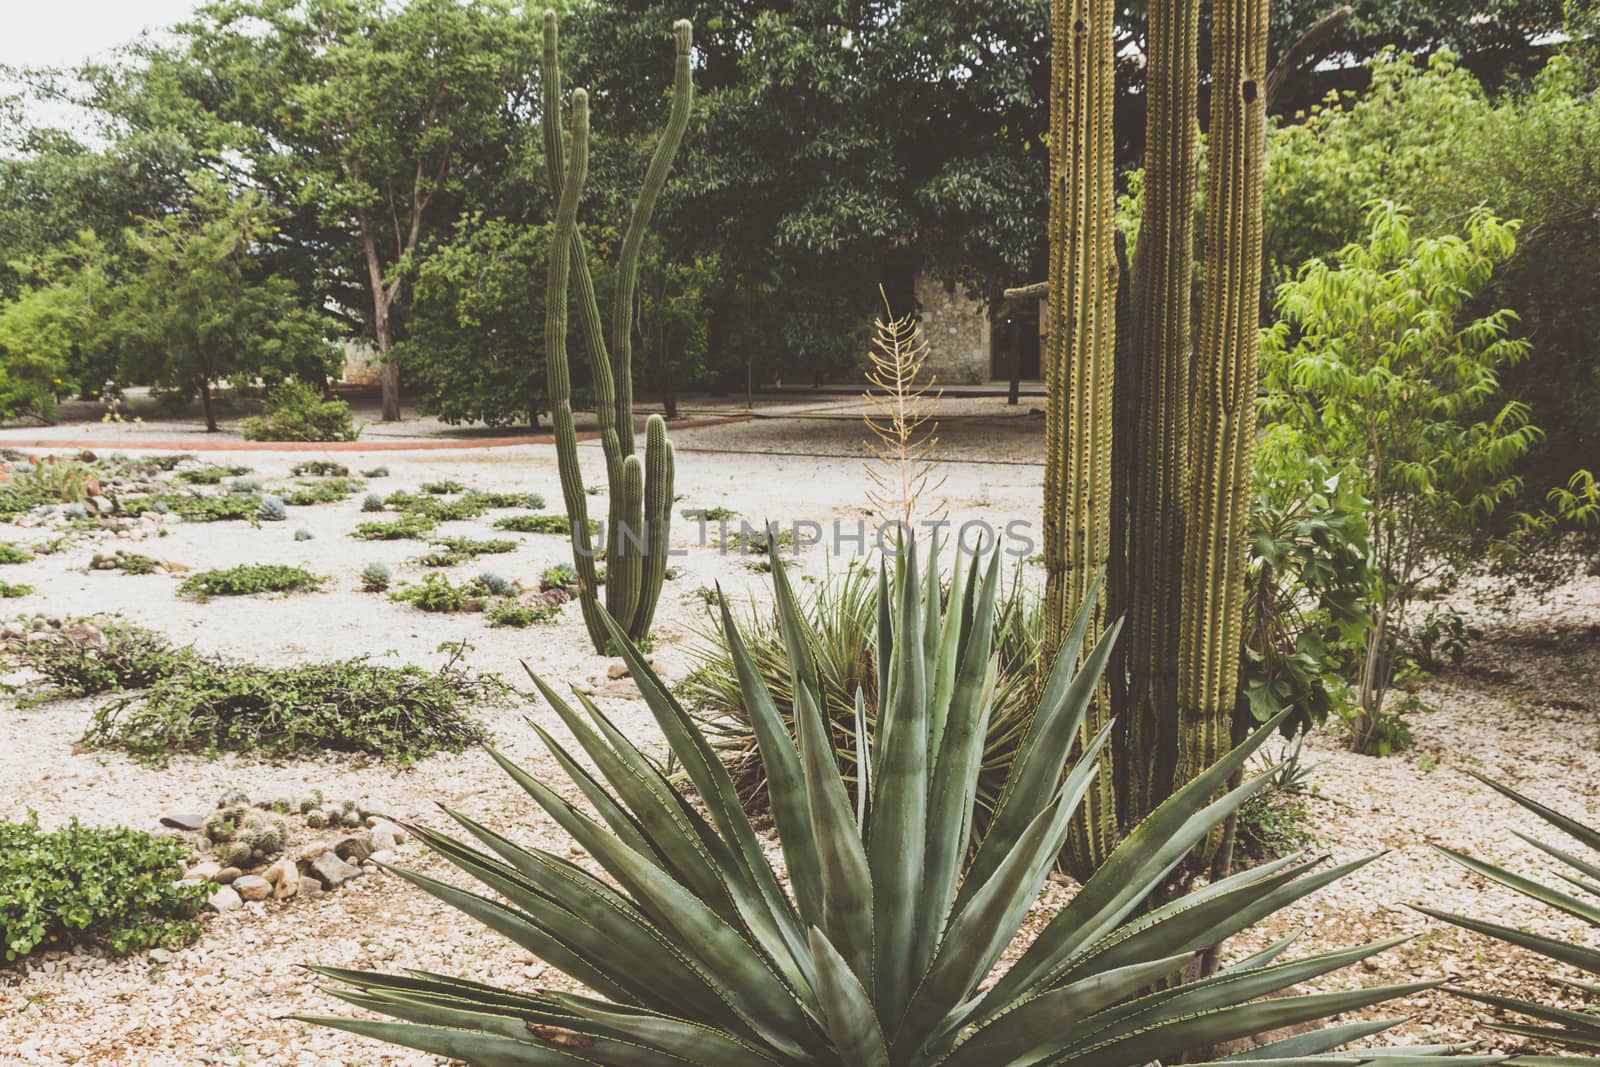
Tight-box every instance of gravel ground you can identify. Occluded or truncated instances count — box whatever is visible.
[0,410,1594,1064]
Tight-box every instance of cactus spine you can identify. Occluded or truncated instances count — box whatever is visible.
[1113,0,1201,821]
[1043,0,1120,877]
[540,10,692,651]
[1176,0,1270,870]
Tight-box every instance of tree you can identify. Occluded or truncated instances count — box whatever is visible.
[115,176,337,431]
[118,0,544,420]
[1261,201,1538,749]
[0,231,118,420]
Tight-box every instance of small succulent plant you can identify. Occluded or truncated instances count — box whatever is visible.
[360,466,389,478]
[229,477,262,494]
[257,495,287,522]
[361,492,387,513]
[305,810,326,829]
[476,571,517,597]
[295,528,314,542]
[360,562,392,593]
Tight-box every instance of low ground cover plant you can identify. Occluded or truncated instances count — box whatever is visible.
[0,580,33,598]
[84,645,500,764]
[0,543,33,564]
[175,464,250,485]
[290,459,351,478]
[119,493,259,523]
[416,536,519,567]
[11,621,196,697]
[178,564,324,600]
[0,814,205,962]
[351,514,437,541]
[281,477,363,506]
[492,513,590,536]
[485,600,559,628]
[389,572,519,614]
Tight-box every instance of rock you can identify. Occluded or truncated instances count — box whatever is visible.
[333,834,373,865]
[216,791,249,809]
[367,849,396,866]
[298,876,324,900]
[369,822,401,853]
[306,852,361,890]
[160,810,208,832]
[206,886,243,913]
[233,875,272,901]
[266,858,299,900]
[606,662,631,680]
[148,948,173,965]
[213,867,241,885]
[296,842,327,862]
[182,861,220,883]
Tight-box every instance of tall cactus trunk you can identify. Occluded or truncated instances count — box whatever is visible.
[539,9,691,652]
[1112,0,1202,824]
[1176,0,1270,874]
[1043,0,1120,880]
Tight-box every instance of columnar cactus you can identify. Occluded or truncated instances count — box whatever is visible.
[1042,0,1120,877]
[540,10,692,651]
[1176,0,1270,869]
[1113,0,1201,822]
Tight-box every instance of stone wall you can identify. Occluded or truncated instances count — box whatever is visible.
[914,275,991,385]
[339,341,382,386]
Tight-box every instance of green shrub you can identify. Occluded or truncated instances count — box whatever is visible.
[0,814,206,961]
[280,478,363,506]
[0,581,33,598]
[430,536,518,558]
[464,490,543,510]
[475,571,517,597]
[84,653,500,764]
[420,479,467,495]
[350,514,437,541]
[176,465,249,485]
[539,562,579,590]
[0,544,31,564]
[360,466,389,478]
[360,562,392,593]
[486,600,558,628]
[118,493,259,523]
[178,564,323,600]
[389,573,476,613]
[290,459,351,478]
[228,477,262,494]
[239,382,359,443]
[11,621,197,697]
[493,513,593,536]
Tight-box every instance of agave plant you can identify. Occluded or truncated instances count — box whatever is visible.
[306,541,1467,1066]
[680,557,1040,825]
[1419,773,1600,1054]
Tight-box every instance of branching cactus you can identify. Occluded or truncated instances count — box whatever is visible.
[540,10,692,651]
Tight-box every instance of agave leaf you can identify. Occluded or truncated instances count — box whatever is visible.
[1413,905,1600,976]
[1447,987,1600,1038]
[1468,772,1600,854]
[1220,932,1302,974]
[927,539,969,762]
[854,686,872,829]
[1511,832,1600,898]
[296,1015,601,1066]
[522,721,657,861]
[1432,844,1600,927]
[1215,1016,1413,1060]
[810,928,892,1067]
[552,992,788,1065]
[716,589,825,929]
[870,536,929,1021]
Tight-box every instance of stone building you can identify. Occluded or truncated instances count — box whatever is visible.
[913,275,1042,387]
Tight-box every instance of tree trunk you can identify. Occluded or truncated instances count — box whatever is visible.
[377,308,400,422]
[199,377,217,433]
[1007,317,1022,405]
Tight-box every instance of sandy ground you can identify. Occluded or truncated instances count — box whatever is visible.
[0,405,1594,1065]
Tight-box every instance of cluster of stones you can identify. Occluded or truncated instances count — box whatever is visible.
[159,793,409,914]
[1,614,103,643]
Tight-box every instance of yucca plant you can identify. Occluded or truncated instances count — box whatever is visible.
[306,542,1466,1065]
[1420,773,1600,1055]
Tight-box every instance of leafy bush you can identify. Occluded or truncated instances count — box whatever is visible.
[540,562,578,590]
[178,564,323,600]
[420,479,466,495]
[485,600,558,628]
[312,544,1426,1063]
[0,543,31,564]
[280,477,363,506]
[492,513,592,536]
[176,465,249,485]
[290,459,350,478]
[350,514,436,541]
[0,814,205,961]
[388,573,508,614]
[239,382,359,443]
[0,581,33,598]
[430,536,518,558]
[118,493,259,523]
[83,649,500,765]
[11,621,196,697]
[475,571,516,597]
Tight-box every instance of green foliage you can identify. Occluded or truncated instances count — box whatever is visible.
[420,480,466,495]
[177,564,323,600]
[388,573,510,614]
[308,543,1428,1064]
[118,493,258,523]
[227,477,261,494]
[398,215,552,429]
[1263,202,1536,744]
[1240,430,1374,737]
[176,465,249,485]
[0,543,32,564]
[539,562,578,590]
[361,492,386,513]
[114,176,338,431]
[359,562,391,593]
[0,814,205,962]
[280,477,363,506]
[290,460,351,478]
[359,466,389,478]
[239,382,359,443]
[6,622,192,698]
[492,513,593,536]
[350,514,437,541]
[0,581,33,598]
[485,600,558,628]
[429,536,518,558]
[255,495,287,522]
[0,231,116,421]
[1422,774,1600,1054]
[84,651,499,765]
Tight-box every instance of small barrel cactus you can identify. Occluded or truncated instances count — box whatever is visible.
[295,528,314,542]
[361,492,387,513]
[360,562,391,593]
[305,810,326,829]
[257,495,287,522]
